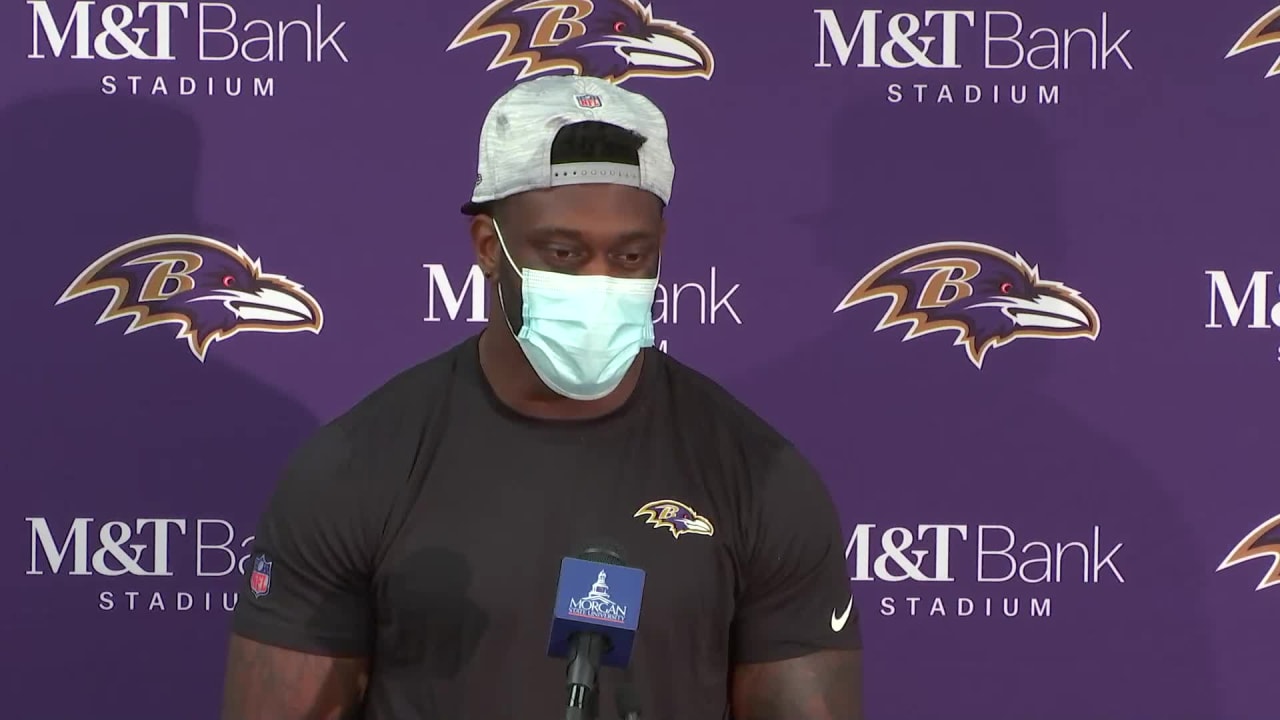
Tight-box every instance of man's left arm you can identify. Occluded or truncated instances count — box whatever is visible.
[729,444,864,720]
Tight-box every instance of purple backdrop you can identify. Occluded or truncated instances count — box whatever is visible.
[3,0,1277,718]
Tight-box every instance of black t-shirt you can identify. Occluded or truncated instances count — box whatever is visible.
[232,335,859,719]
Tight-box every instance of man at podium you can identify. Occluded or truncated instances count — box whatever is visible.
[219,74,863,719]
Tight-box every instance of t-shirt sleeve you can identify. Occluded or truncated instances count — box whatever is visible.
[731,444,861,664]
[231,423,377,657]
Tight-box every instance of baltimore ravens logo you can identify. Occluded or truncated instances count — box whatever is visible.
[1217,513,1280,592]
[1227,4,1280,78]
[634,499,714,539]
[56,234,323,361]
[448,0,714,84]
[836,242,1099,369]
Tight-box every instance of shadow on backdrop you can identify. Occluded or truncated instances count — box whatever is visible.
[0,92,321,718]
[368,546,490,718]
[728,96,1215,720]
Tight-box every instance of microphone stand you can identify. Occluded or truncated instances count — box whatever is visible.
[564,632,607,720]
[563,689,599,720]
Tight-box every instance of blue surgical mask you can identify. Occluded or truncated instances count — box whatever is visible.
[492,218,658,401]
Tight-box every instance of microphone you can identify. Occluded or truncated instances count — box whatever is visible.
[615,681,642,720]
[547,540,646,719]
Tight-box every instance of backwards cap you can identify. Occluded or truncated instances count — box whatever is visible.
[462,75,673,214]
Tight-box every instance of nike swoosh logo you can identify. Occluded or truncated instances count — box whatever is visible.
[830,597,853,632]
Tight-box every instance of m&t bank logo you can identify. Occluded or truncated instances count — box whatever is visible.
[1204,270,1280,362]
[845,522,1125,619]
[26,1,350,99]
[812,7,1134,106]
[26,516,257,613]
[422,262,744,355]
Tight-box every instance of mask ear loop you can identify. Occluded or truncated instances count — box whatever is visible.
[491,218,523,339]
[492,218,523,278]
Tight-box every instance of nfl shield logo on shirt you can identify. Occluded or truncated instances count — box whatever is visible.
[575,94,602,109]
[249,554,272,598]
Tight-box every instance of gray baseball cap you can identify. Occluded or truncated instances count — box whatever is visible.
[461,75,674,214]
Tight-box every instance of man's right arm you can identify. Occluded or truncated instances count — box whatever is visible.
[220,635,368,720]
[222,424,381,720]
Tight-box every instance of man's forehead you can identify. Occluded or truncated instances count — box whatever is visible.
[503,185,662,239]
[522,224,658,246]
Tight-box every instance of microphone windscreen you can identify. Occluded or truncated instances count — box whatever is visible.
[575,538,626,566]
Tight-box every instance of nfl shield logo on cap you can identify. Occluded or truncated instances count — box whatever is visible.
[249,553,272,598]
[574,94,602,109]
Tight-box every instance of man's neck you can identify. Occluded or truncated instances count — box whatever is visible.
[477,326,643,421]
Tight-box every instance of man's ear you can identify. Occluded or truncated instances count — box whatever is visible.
[470,214,499,278]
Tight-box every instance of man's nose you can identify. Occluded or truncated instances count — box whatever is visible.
[579,256,615,277]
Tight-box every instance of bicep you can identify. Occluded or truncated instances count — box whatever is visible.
[220,634,369,720]
[731,649,863,720]
[224,427,379,719]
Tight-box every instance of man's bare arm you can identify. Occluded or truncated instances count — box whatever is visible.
[731,649,863,720]
[220,634,369,720]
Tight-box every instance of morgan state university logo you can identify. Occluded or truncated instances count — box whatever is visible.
[448,0,714,84]
[1218,513,1280,592]
[635,499,715,538]
[56,234,323,361]
[1227,5,1280,78]
[836,242,1100,369]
